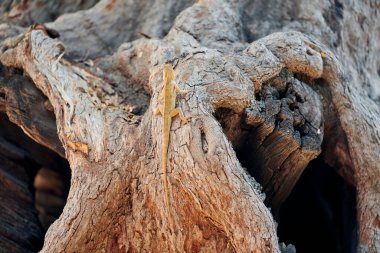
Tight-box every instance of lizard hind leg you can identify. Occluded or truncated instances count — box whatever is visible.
[170,107,188,124]
[154,106,162,116]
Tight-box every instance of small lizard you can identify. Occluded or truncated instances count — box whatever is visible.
[154,64,189,212]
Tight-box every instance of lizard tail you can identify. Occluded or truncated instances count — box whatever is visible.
[163,149,170,208]
[162,134,171,211]
[163,143,175,235]
[162,117,174,234]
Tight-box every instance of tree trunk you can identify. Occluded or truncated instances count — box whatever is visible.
[0,0,379,252]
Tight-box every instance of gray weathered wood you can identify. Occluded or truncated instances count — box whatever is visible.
[0,0,379,252]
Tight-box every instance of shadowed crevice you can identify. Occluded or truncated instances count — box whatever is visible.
[0,113,70,252]
[277,156,358,253]
[214,69,323,214]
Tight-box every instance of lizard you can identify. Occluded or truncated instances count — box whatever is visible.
[154,64,189,213]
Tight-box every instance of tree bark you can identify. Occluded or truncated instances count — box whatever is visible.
[0,0,379,252]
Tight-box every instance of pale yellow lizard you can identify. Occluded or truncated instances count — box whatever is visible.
[154,64,189,211]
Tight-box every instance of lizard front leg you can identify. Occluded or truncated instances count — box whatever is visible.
[172,81,188,95]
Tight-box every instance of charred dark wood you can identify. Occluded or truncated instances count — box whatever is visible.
[0,65,64,157]
[0,112,70,251]
[0,154,43,253]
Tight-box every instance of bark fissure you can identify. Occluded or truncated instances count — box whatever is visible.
[0,0,379,252]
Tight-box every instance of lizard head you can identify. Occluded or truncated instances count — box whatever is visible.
[163,64,174,85]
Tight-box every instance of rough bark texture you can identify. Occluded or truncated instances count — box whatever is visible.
[0,0,379,252]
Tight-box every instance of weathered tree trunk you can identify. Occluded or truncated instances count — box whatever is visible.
[0,0,379,252]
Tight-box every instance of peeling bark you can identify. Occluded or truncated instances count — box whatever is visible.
[0,0,379,252]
